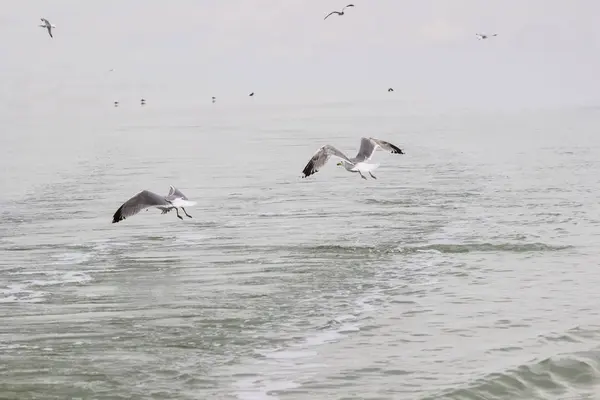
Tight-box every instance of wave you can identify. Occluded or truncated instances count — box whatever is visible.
[432,349,600,400]
[279,242,573,257]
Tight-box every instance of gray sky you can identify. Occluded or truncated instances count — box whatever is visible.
[2,0,600,109]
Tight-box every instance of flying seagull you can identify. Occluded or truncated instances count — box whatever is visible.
[249,92,254,97]
[112,185,196,223]
[388,88,394,92]
[302,137,404,180]
[476,33,497,40]
[39,18,55,38]
[324,4,354,20]
[212,96,216,103]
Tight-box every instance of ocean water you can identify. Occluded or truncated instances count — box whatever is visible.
[1,101,600,399]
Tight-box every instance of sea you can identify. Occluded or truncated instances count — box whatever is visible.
[1,100,600,399]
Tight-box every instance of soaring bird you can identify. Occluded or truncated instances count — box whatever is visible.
[112,185,196,223]
[476,33,498,40]
[39,18,55,38]
[302,137,404,180]
[388,88,394,92]
[324,4,354,20]
[249,92,254,97]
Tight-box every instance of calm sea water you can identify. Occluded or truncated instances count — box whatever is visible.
[1,101,600,399]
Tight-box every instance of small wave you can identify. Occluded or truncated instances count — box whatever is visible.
[434,349,600,400]
[405,242,573,254]
[284,242,572,257]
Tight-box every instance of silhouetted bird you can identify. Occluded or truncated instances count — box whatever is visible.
[324,4,354,20]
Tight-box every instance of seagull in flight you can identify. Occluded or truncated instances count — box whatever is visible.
[302,137,404,180]
[249,92,254,97]
[388,88,394,92]
[39,18,56,38]
[324,4,354,20]
[476,33,498,40]
[112,185,196,223]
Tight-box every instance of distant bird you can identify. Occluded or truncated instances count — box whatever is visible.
[388,88,394,92]
[112,185,196,223]
[38,18,56,38]
[212,96,216,103]
[302,137,404,180]
[114,101,119,107]
[476,33,498,40]
[324,4,354,20]
[249,92,254,97]
[141,98,146,105]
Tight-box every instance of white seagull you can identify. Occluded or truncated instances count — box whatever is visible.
[476,33,497,40]
[324,4,354,20]
[302,137,404,180]
[112,185,196,223]
[39,18,56,38]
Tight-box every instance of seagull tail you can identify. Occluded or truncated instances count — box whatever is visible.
[356,163,380,172]
[170,199,196,207]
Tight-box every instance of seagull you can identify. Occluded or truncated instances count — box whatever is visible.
[112,185,196,223]
[212,96,216,103]
[476,33,497,40]
[388,88,394,92]
[39,18,55,38]
[302,137,404,180]
[324,4,354,20]
[249,92,254,97]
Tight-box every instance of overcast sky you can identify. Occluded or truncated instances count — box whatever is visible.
[2,0,600,109]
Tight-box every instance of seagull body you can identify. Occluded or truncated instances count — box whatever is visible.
[324,4,354,20]
[476,33,497,40]
[39,18,55,38]
[302,137,404,180]
[388,88,394,92]
[112,185,196,223]
[249,92,254,97]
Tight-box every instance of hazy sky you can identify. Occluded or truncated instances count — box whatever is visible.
[2,0,600,109]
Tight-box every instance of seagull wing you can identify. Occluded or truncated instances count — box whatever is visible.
[324,11,340,20]
[302,145,352,178]
[112,190,170,223]
[369,138,404,155]
[354,137,403,162]
[166,185,189,200]
[342,4,355,11]
[47,26,53,38]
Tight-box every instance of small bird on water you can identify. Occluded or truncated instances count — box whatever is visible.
[38,18,56,38]
[476,33,498,40]
[324,4,354,20]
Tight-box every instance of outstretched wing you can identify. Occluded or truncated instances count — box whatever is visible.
[355,137,404,162]
[302,145,352,178]
[324,11,340,20]
[167,185,189,200]
[112,190,169,223]
[342,4,355,11]
[47,26,53,38]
